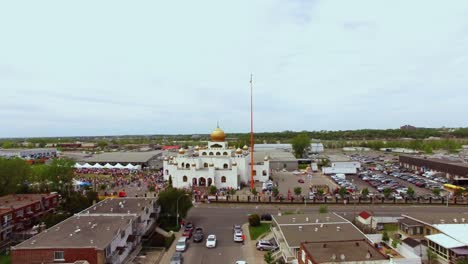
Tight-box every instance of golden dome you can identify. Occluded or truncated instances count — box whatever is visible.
[235,148,243,154]
[264,156,269,161]
[210,127,226,142]
[178,148,186,154]
[242,145,249,151]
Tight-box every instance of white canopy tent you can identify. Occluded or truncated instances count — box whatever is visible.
[103,163,113,169]
[91,163,103,169]
[74,163,83,169]
[81,163,92,168]
[114,163,125,169]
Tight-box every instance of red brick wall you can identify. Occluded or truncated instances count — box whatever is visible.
[12,248,101,264]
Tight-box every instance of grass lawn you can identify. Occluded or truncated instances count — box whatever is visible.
[249,223,271,240]
[0,254,11,264]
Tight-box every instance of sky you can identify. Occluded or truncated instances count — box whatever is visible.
[1,0,468,138]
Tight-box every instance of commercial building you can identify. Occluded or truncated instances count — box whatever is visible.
[163,126,270,189]
[0,193,59,249]
[0,148,57,159]
[80,151,163,170]
[11,197,159,264]
[271,213,382,263]
[259,151,298,171]
[322,155,361,174]
[399,155,468,183]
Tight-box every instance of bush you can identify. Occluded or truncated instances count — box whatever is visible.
[248,214,261,227]
[208,186,217,195]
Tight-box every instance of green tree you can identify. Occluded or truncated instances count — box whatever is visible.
[407,187,415,198]
[427,249,438,264]
[1,141,15,149]
[432,188,441,197]
[319,205,328,214]
[361,188,369,199]
[382,231,390,243]
[0,158,31,196]
[291,133,311,158]
[317,188,325,198]
[208,185,217,195]
[158,188,193,220]
[252,188,258,196]
[392,238,401,249]
[338,187,347,198]
[383,188,393,199]
[294,187,302,197]
[264,251,274,264]
[97,140,108,149]
[272,187,279,197]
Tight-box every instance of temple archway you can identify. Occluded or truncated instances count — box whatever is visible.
[208,178,213,186]
[192,178,197,186]
[199,177,206,186]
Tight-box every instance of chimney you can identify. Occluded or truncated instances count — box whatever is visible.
[355,242,360,246]
[39,222,46,233]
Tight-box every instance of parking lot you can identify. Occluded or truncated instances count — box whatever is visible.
[270,170,338,198]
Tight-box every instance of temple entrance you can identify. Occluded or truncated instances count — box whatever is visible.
[192,178,198,186]
[208,178,213,186]
[199,177,206,186]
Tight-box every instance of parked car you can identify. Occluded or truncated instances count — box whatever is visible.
[182,228,193,238]
[233,229,244,242]
[235,261,248,264]
[256,240,278,251]
[206,234,217,248]
[260,214,272,221]
[176,237,188,252]
[183,222,194,231]
[193,227,204,243]
[298,179,305,183]
[170,252,183,264]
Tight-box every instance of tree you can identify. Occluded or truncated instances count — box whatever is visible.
[208,185,217,195]
[272,187,279,197]
[43,158,75,195]
[454,188,465,198]
[317,189,325,199]
[291,133,311,158]
[248,214,261,227]
[319,205,328,214]
[427,249,438,264]
[252,188,258,196]
[0,158,31,196]
[264,251,274,264]
[1,141,15,149]
[294,187,302,197]
[432,188,441,197]
[382,231,390,243]
[97,140,108,149]
[158,188,193,220]
[361,188,369,199]
[407,187,415,198]
[338,187,347,198]
[383,188,393,199]
[392,238,401,249]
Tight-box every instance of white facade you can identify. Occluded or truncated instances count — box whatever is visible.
[163,127,270,189]
[322,161,361,174]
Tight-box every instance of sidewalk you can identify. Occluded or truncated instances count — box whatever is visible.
[157,230,181,264]
[241,223,264,263]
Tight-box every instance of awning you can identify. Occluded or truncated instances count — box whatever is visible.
[452,247,468,255]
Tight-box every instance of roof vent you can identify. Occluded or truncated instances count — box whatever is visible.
[326,216,330,222]
[355,242,359,246]
[127,210,131,214]
[70,233,73,237]
[462,218,466,223]
[306,217,309,222]
[299,226,303,231]
[315,219,319,223]
[337,226,341,232]
[454,218,458,223]
[314,227,318,232]
[366,250,373,259]
[323,243,327,248]
[88,222,92,225]
[320,224,324,228]
[331,254,336,260]
[90,240,94,244]
[106,226,110,231]
[75,229,81,233]
[110,208,114,212]
[440,219,445,224]
[292,218,296,223]
[340,254,346,261]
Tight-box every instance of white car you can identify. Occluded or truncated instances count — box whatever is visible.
[236,261,248,264]
[175,237,188,252]
[206,234,217,248]
[233,230,244,242]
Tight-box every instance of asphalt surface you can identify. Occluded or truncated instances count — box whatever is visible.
[177,203,468,264]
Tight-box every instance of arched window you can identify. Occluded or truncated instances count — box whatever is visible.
[185,163,190,169]
[202,152,207,156]
[223,163,228,169]
[183,176,188,182]
[216,152,221,156]
[181,162,185,167]
[262,170,267,176]
[221,176,226,183]
[209,152,214,155]
[223,152,228,156]
[165,169,169,175]
[204,162,208,168]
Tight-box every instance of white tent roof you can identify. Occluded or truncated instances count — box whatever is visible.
[125,163,135,169]
[74,163,82,168]
[91,163,103,169]
[134,165,142,170]
[114,163,125,169]
[81,163,92,168]
[103,163,113,169]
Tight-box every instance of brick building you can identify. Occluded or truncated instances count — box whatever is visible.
[0,193,59,248]
[399,155,468,183]
[11,197,159,264]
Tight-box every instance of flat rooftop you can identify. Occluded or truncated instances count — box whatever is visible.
[402,213,468,226]
[13,215,134,250]
[302,240,387,263]
[80,151,162,164]
[0,193,56,210]
[273,213,345,226]
[327,154,351,162]
[279,222,366,248]
[78,197,157,216]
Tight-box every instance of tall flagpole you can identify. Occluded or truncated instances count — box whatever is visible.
[250,74,255,191]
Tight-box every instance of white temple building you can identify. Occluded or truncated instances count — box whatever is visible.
[163,126,270,188]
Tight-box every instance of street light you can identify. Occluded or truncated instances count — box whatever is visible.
[176,193,190,227]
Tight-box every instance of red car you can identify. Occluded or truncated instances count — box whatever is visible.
[298,179,305,183]
[182,228,193,238]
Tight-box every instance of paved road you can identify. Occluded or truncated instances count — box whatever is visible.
[171,203,468,264]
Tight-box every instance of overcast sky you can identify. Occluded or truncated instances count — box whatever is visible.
[1,1,468,138]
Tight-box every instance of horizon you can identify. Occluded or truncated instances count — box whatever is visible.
[1,1,468,138]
